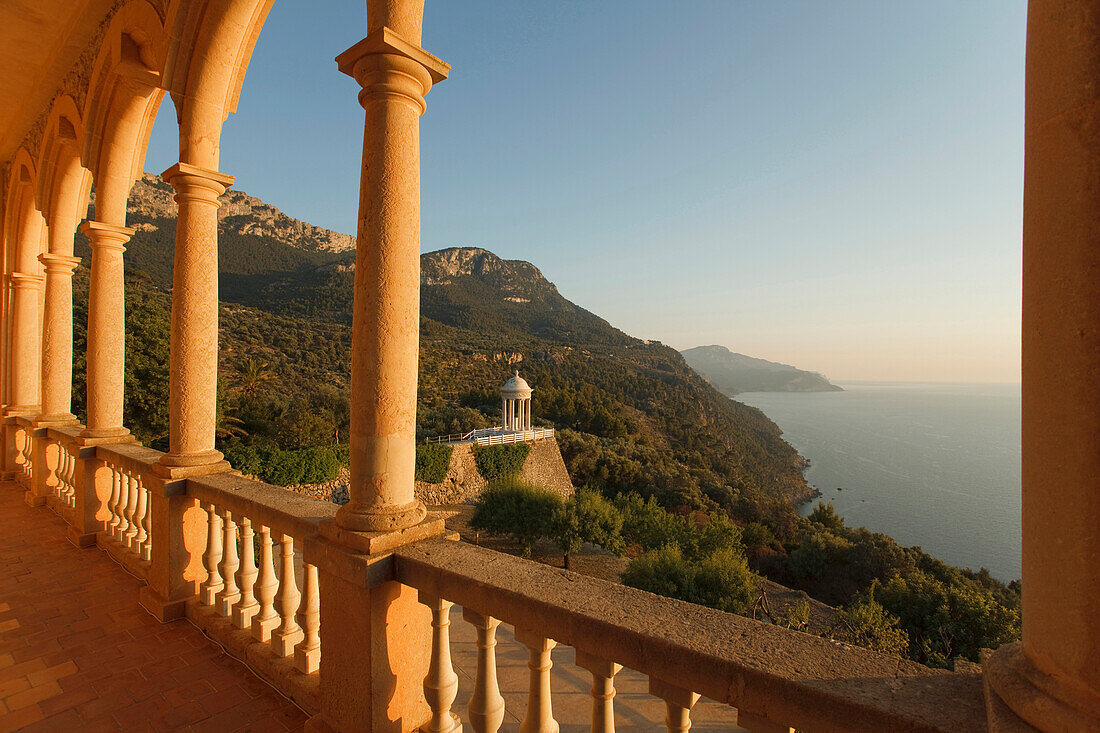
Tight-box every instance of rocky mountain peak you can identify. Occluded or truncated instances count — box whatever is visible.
[101,173,356,254]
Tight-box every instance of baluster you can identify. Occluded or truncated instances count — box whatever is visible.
[515,629,558,733]
[424,597,461,733]
[216,510,241,617]
[115,470,133,542]
[251,524,280,641]
[649,679,699,733]
[106,466,123,538]
[123,470,140,549]
[132,478,148,555]
[139,484,152,562]
[463,609,504,733]
[232,516,259,628]
[200,504,224,605]
[575,651,621,733]
[55,447,66,501]
[294,563,320,673]
[63,449,74,505]
[736,712,794,733]
[271,534,303,656]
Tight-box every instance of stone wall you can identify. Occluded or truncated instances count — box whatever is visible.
[415,437,574,505]
[294,436,575,506]
[517,438,574,499]
[414,443,487,505]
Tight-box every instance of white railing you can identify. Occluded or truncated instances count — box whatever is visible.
[426,427,555,446]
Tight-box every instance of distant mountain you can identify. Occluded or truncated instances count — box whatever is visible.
[681,345,842,395]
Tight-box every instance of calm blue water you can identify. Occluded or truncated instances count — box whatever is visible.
[735,382,1021,581]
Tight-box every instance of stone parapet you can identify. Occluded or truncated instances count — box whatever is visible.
[396,538,987,733]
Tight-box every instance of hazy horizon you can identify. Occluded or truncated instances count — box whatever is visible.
[139,1,1026,385]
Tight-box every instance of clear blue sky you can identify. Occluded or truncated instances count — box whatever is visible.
[144,1,1026,383]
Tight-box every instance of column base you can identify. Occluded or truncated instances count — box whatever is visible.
[335,498,427,533]
[33,414,79,429]
[24,491,46,507]
[139,585,188,623]
[72,432,135,447]
[153,451,231,480]
[319,511,448,555]
[79,426,131,439]
[984,642,1100,731]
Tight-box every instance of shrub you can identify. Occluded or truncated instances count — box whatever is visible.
[264,449,306,486]
[299,446,342,484]
[416,444,453,483]
[470,480,562,556]
[622,545,761,615]
[830,596,910,658]
[473,443,531,483]
[553,488,625,567]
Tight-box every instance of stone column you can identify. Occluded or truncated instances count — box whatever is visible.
[984,2,1100,729]
[79,221,133,439]
[8,272,45,412]
[334,27,449,533]
[502,398,507,430]
[153,163,234,477]
[8,272,43,412]
[37,253,81,423]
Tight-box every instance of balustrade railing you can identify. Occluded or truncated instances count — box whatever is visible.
[395,538,987,733]
[185,471,334,706]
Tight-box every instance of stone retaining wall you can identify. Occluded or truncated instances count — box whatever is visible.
[294,437,574,506]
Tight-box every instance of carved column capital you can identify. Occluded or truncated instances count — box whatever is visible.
[9,272,45,290]
[79,220,134,252]
[337,27,449,114]
[161,162,234,205]
[38,252,81,276]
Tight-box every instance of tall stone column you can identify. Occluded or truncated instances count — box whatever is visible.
[7,272,45,412]
[79,221,133,439]
[153,163,233,476]
[37,253,81,423]
[334,28,449,533]
[984,2,1100,729]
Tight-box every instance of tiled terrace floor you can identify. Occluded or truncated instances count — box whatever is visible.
[0,481,309,733]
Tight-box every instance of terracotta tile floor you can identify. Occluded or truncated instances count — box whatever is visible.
[0,482,309,733]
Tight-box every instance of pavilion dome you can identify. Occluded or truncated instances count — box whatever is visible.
[502,371,533,396]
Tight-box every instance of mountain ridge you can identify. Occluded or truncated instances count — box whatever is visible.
[682,344,842,395]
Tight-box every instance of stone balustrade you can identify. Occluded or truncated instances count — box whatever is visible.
[395,538,986,733]
[11,429,990,731]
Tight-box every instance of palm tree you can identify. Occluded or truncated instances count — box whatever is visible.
[235,357,275,396]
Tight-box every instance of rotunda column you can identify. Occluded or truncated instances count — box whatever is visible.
[37,253,81,422]
[79,222,133,438]
[8,272,45,412]
[334,29,449,532]
[984,1,1100,728]
[154,163,234,475]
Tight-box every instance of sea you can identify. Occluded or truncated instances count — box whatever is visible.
[734,382,1021,582]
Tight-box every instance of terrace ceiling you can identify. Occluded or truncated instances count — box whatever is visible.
[0,0,115,164]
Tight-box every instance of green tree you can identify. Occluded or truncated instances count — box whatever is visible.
[808,501,845,531]
[553,488,625,569]
[470,481,563,557]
